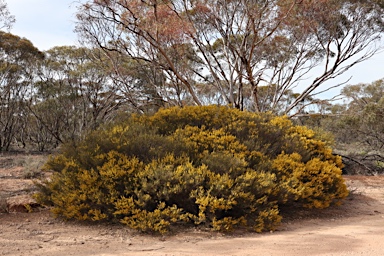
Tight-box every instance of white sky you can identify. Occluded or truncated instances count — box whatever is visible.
[7,0,81,50]
[6,0,384,95]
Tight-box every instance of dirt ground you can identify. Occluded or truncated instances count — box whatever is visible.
[1,155,384,255]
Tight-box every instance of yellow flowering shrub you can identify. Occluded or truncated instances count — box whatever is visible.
[272,153,348,208]
[36,105,348,234]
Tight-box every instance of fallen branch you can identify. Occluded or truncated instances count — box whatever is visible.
[338,154,375,175]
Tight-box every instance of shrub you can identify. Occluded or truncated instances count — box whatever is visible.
[36,105,348,233]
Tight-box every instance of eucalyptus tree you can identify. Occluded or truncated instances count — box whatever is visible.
[29,46,126,147]
[75,0,384,115]
[0,0,15,30]
[0,31,43,151]
[339,79,384,151]
[299,79,384,174]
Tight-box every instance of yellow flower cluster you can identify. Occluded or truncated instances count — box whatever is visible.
[35,105,348,233]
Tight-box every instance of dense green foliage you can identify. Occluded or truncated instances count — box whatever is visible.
[36,106,348,233]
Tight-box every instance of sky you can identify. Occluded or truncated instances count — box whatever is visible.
[6,0,384,96]
[7,0,81,50]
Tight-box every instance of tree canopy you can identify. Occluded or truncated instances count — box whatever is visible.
[0,0,383,152]
[75,0,384,115]
[0,31,43,150]
[0,0,14,30]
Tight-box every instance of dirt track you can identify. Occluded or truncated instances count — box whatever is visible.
[1,175,384,255]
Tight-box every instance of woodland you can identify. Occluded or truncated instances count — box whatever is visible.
[1,0,383,171]
[0,0,384,233]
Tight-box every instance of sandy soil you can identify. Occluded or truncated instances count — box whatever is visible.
[1,155,384,255]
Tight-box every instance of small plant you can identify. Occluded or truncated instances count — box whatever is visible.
[0,193,8,213]
[21,155,47,179]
